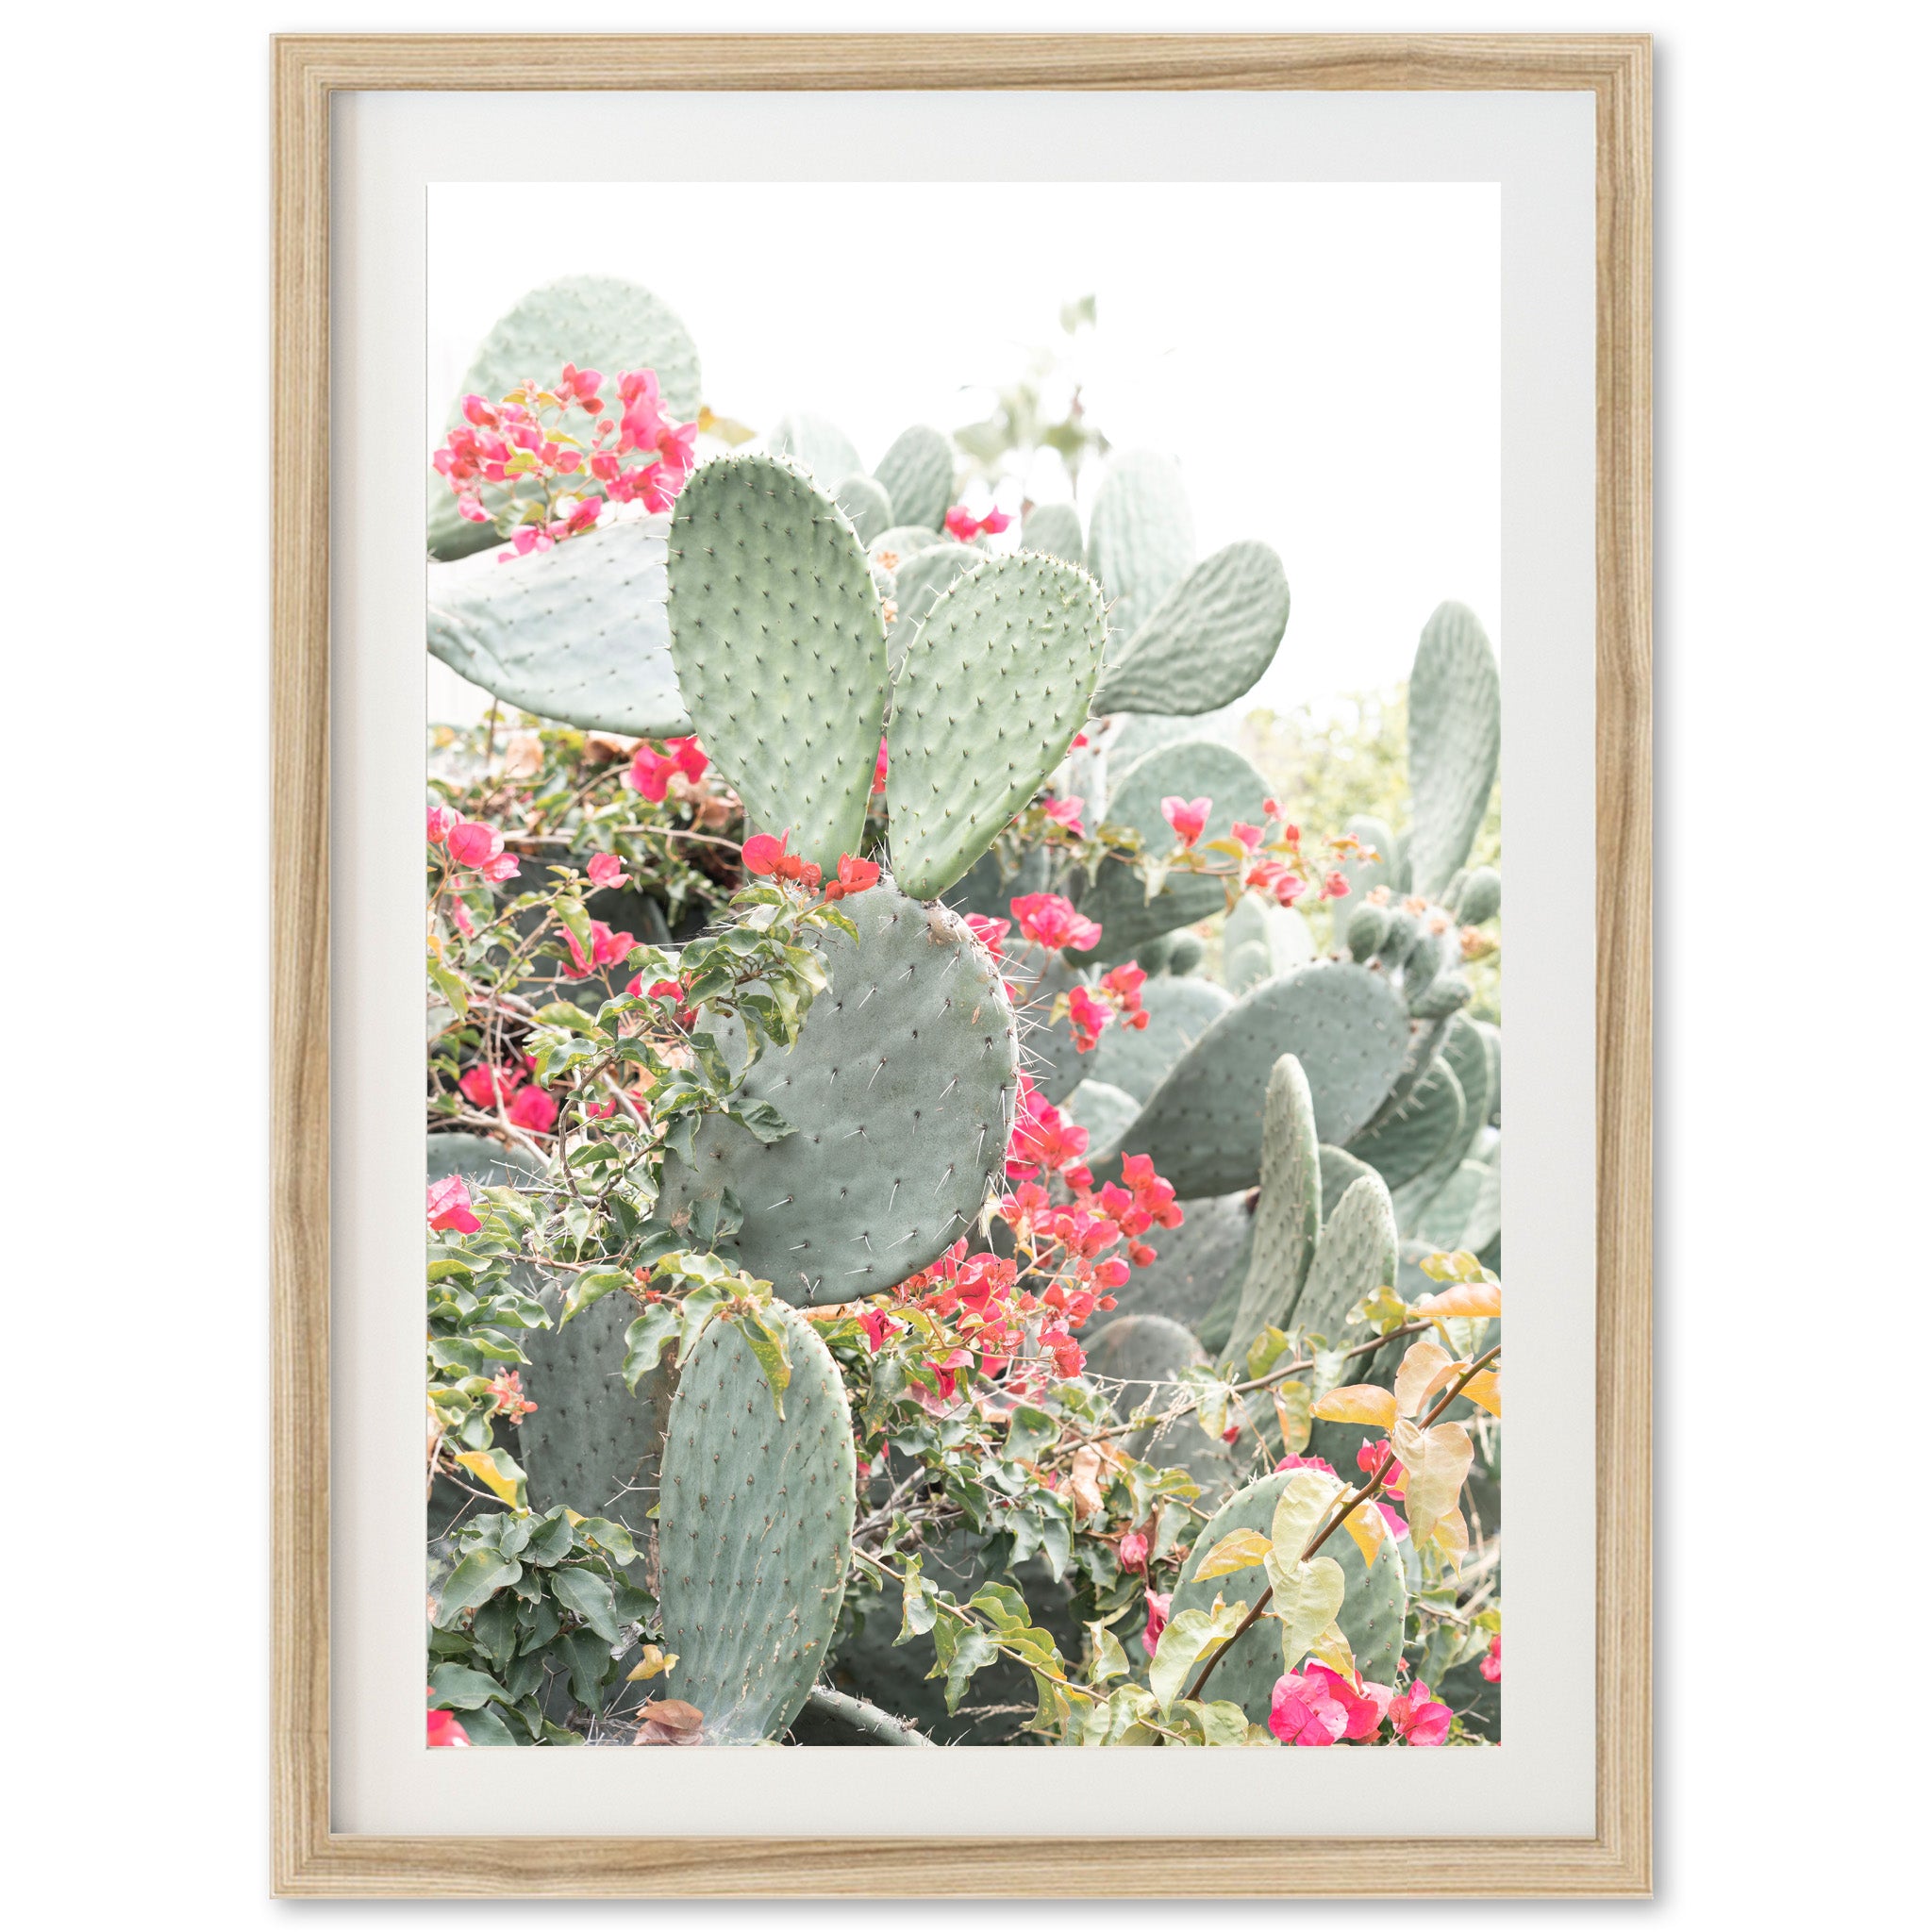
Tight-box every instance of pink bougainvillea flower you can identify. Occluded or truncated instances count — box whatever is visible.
[1321,871,1351,900]
[458,1062,525,1110]
[477,851,521,884]
[1070,731,1090,750]
[582,1095,617,1121]
[1274,1452,1340,1479]
[1141,1590,1172,1659]
[1041,794,1086,838]
[1305,1663,1393,1741]
[1118,1530,1149,1573]
[1357,1438,1407,1498]
[626,745,676,802]
[1009,891,1102,953]
[1066,983,1110,1054]
[1230,821,1265,853]
[822,852,882,902]
[667,736,708,783]
[1099,960,1149,1032]
[508,1085,558,1133]
[741,830,823,890]
[446,819,506,869]
[426,805,458,845]
[586,851,628,891]
[449,899,475,940]
[1160,795,1211,849]
[1479,1635,1502,1684]
[872,737,890,794]
[1269,1671,1350,1747]
[943,503,1011,541]
[488,1368,537,1422]
[965,913,1010,958]
[426,1706,471,1748]
[857,1306,903,1354]
[1389,1681,1453,1746]
[561,918,636,978]
[1245,859,1307,908]
[426,1174,481,1234]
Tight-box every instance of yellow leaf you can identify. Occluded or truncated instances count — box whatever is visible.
[1200,837,1251,860]
[1393,1419,1474,1547]
[1194,1527,1274,1580]
[1309,1384,1398,1428]
[1271,1382,1312,1455]
[1460,1369,1502,1418]
[1348,1285,1412,1336]
[1395,1339,1457,1418]
[1269,1470,1344,1564]
[1338,1496,1387,1570]
[1424,1507,1469,1574]
[1307,1620,1357,1679]
[626,1645,679,1681]
[453,1449,525,1507]
[1267,1555,1347,1671]
[1413,1280,1502,1319]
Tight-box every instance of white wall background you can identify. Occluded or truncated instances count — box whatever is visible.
[2,1,1922,1924]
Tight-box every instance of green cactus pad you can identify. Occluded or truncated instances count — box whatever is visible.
[1086,974,1234,1104]
[1226,1057,1322,1354]
[1095,541,1290,715]
[667,455,888,871]
[426,521,691,736]
[1461,1139,1502,1255]
[872,425,955,534]
[1194,1218,1256,1357]
[1407,602,1501,897]
[1390,1017,1491,1230]
[1224,939,1271,995]
[834,473,893,545]
[884,541,979,667]
[1165,931,1206,975]
[1079,739,1274,960]
[868,525,942,564]
[1063,1078,1141,1150]
[940,841,1053,926]
[1106,1191,1253,1332]
[767,411,862,491]
[656,881,1018,1303]
[1292,1173,1400,1342]
[1096,965,1410,1197]
[1084,1314,1233,1494]
[1414,1158,1490,1250]
[1021,501,1085,566]
[1317,1145,1376,1224]
[885,553,1108,900]
[1346,901,1391,962]
[1086,450,1194,646]
[1170,1469,1408,1721]
[1453,865,1502,925]
[657,1304,856,1742]
[428,275,702,562]
[1346,1057,1466,1192]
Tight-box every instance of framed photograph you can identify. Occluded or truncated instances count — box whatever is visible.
[274,32,1650,1898]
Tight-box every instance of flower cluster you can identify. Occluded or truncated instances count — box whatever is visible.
[1066,959,1150,1053]
[429,808,522,885]
[455,1056,560,1133]
[627,736,709,802]
[433,364,699,555]
[740,833,881,903]
[1008,891,1102,954]
[943,503,1012,542]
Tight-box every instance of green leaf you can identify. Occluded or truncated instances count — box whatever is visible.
[620,1304,681,1391]
[561,1269,633,1324]
[451,1700,520,1746]
[930,1617,1001,1714]
[433,1549,522,1627]
[1147,1598,1249,1713]
[555,896,594,963]
[675,1282,730,1363]
[1003,1405,1058,1463]
[557,1626,616,1707]
[897,1561,938,1642]
[726,1097,795,1144]
[736,1307,793,1417]
[1265,1554,1347,1672]
[551,1565,624,1644]
[427,1662,510,1710]
[521,1511,575,1568]
[428,962,469,1018]
[533,1001,600,1031]
[575,1518,641,1568]
[1086,1622,1131,1686]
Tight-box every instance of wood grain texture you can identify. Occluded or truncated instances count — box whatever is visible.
[272,31,1650,1899]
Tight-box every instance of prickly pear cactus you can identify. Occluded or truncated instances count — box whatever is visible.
[1063,1078,1141,1150]
[1169,1470,1409,1723]
[871,425,955,534]
[1224,1057,1321,1354]
[1095,541,1290,716]
[656,1304,857,1742]
[1291,1174,1399,1342]
[1406,601,1501,897]
[1078,739,1274,959]
[426,520,691,737]
[1097,964,1411,1196]
[1346,1057,1466,1191]
[428,275,702,561]
[667,455,887,872]
[1085,974,1234,1104]
[656,879,1018,1303]
[1083,1313,1232,1494]
[884,542,979,663]
[766,412,862,491]
[1104,1191,1253,1332]
[833,473,893,545]
[886,553,1108,900]
[1086,449,1194,646]
[1020,501,1084,566]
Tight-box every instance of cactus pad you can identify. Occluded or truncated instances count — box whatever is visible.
[426,520,691,736]
[833,473,893,546]
[1346,1057,1466,1191]
[1291,1172,1400,1342]
[1225,1056,1322,1354]
[1063,1078,1141,1151]
[1083,1313,1233,1494]
[884,541,978,662]
[1170,1469,1408,1720]
[1021,501,1085,566]
[1086,450,1194,646]
[428,275,701,561]
[767,412,862,491]
[657,1304,856,1742]
[885,553,1108,900]
[1406,602,1501,897]
[1079,739,1274,960]
[1317,1144,1376,1224]
[667,455,888,871]
[1095,541,1290,715]
[1106,1191,1254,1332]
[1086,974,1234,1104]
[872,425,955,534]
[1096,965,1410,1197]
[656,881,1018,1303]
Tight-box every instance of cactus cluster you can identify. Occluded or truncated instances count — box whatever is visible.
[425,276,1503,1748]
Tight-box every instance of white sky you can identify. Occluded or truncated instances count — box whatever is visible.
[429,181,1499,708]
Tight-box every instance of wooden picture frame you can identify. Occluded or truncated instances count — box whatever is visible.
[272,32,1650,1898]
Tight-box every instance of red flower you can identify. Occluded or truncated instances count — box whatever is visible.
[446,820,506,869]
[1274,1453,1339,1478]
[858,1307,903,1353]
[1389,1681,1453,1746]
[488,1368,537,1422]
[1141,1590,1171,1659]
[943,503,1012,542]
[426,1705,471,1748]
[741,831,822,889]
[1230,821,1265,853]
[872,738,889,794]
[426,805,458,845]
[965,913,1010,958]
[1321,871,1351,900]
[1244,859,1307,908]
[1357,1438,1407,1498]
[1042,794,1086,838]
[1160,795,1211,849]
[426,1174,481,1234]
[1118,1530,1149,1573]
[1009,891,1102,953]
[458,1062,525,1109]
[1269,1670,1348,1747]
[1479,1635,1502,1684]
[822,852,882,902]
[1066,983,1110,1053]
[587,851,628,890]
[561,918,636,978]
[508,1085,558,1132]
[1305,1663,1393,1740]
